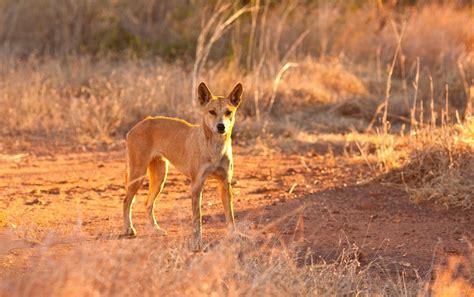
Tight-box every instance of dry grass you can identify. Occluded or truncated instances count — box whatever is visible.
[2,224,472,296]
[0,57,193,144]
[353,108,473,209]
[1,1,472,113]
[0,227,423,297]
[381,120,474,209]
[0,56,373,145]
[1,2,472,142]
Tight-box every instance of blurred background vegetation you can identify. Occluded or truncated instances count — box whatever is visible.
[1,0,471,62]
[0,0,472,144]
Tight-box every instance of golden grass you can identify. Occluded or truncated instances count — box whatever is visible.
[353,118,473,209]
[2,224,472,296]
[0,56,374,145]
[0,2,471,141]
[391,121,473,209]
[0,228,423,296]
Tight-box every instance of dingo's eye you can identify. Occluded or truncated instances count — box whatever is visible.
[225,110,232,117]
[209,110,217,116]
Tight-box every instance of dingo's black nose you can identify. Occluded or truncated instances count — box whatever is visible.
[216,123,226,133]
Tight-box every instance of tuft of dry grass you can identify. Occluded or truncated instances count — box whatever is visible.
[355,117,474,209]
[392,121,473,209]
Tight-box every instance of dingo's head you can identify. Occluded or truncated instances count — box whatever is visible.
[198,82,243,135]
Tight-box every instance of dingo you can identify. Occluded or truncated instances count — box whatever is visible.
[123,82,243,249]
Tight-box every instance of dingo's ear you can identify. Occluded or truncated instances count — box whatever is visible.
[198,82,212,106]
[228,83,243,107]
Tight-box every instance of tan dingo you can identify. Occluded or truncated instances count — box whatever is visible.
[123,82,243,249]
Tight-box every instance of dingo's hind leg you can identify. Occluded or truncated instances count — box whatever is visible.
[123,151,148,236]
[146,157,168,235]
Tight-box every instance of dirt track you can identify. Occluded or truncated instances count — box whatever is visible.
[0,144,472,279]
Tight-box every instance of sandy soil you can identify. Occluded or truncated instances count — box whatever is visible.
[0,141,472,281]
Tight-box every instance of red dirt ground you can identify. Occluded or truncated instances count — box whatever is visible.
[0,140,472,281]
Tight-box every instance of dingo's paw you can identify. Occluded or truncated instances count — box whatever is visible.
[123,226,137,237]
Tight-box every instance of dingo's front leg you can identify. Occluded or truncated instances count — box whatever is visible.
[217,177,236,232]
[191,178,205,251]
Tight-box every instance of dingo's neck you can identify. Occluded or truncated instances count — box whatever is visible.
[202,120,231,162]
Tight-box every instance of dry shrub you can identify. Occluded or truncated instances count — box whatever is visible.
[0,232,420,296]
[375,119,474,209]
